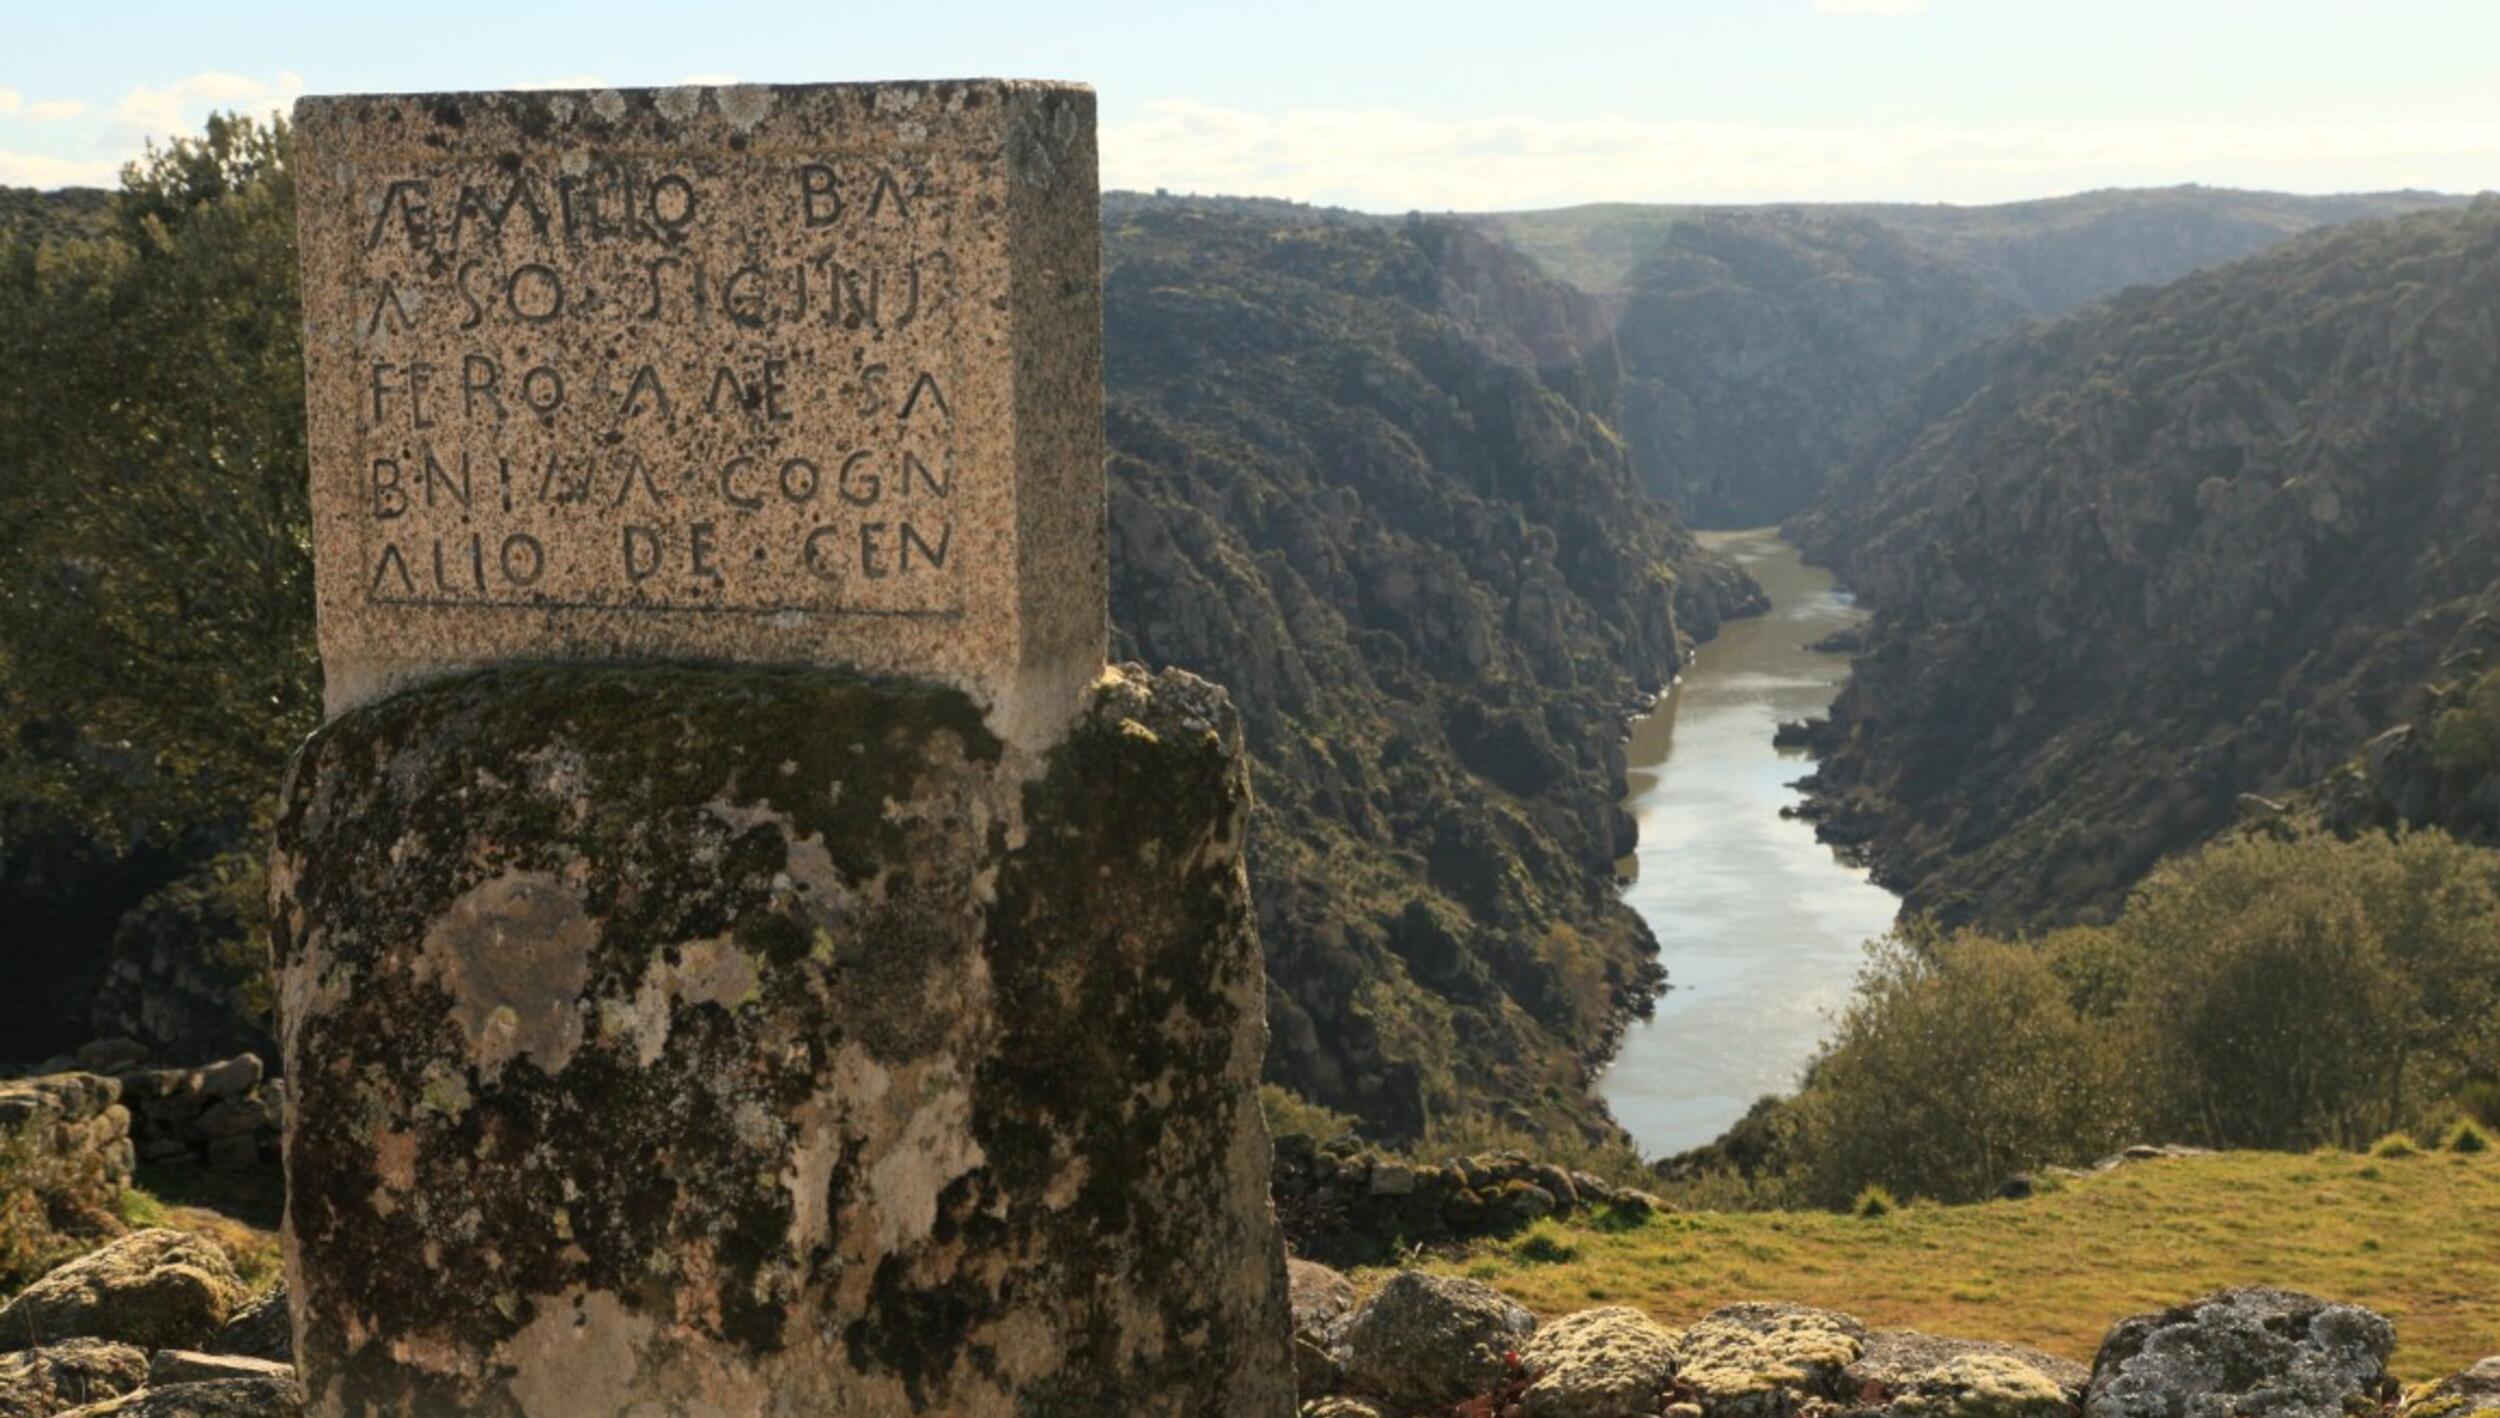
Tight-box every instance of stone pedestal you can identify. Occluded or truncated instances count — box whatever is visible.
[269,664,1292,1415]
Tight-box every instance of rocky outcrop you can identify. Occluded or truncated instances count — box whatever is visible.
[2085,1289,2396,1418]
[0,1231,242,1353]
[0,1241,299,1418]
[1792,200,2500,929]
[269,664,1292,1416]
[1273,1136,1662,1265]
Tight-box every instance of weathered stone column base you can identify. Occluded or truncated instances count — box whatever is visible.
[270,663,1291,1416]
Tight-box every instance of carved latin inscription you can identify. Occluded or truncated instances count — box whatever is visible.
[296,84,1106,725]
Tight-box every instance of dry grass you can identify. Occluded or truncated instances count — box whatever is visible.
[1408,1148,2500,1381]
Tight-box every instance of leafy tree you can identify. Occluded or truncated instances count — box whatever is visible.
[0,113,310,851]
[2120,831,2500,1149]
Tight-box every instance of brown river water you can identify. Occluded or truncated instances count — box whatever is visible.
[1596,529,1903,1158]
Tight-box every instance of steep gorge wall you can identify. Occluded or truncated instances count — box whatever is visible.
[1791,200,2500,928]
[1102,197,1762,1141]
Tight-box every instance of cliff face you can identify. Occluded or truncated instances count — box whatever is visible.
[1102,197,1761,1141]
[1791,200,2500,929]
[1609,214,2023,526]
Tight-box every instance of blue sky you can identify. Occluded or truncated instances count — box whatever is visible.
[4,0,2496,208]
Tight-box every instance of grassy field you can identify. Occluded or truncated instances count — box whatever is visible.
[1411,1147,2500,1381]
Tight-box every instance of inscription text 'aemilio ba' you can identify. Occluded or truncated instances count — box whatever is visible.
[295,83,1107,730]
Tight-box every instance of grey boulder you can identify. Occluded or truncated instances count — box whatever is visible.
[1328,1270,1536,1409]
[2086,1288,2395,1418]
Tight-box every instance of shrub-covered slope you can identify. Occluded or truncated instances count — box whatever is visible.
[1104,197,1762,1140]
[1791,200,2500,928]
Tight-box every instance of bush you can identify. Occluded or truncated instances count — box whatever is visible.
[2444,1120,2491,1154]
[1260,1085,1360,1147]
[2119,832,2500,1151]
[2369,1132,2421,1158]
[0,1123,125,1294]
[1788,931,2139,1207]
[1768,830,2500,1202]
[1512,1223,1581,1263]
[1852,1185,1899,1218]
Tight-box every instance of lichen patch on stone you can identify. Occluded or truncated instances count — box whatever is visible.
[417,871,595,1081]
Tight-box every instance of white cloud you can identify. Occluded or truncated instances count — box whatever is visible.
[27,100,85,121]
[100,70,302,151]
[0,89,20,116]
[1815,0,1928,13]
[678,73,741,86]
[1101,99,2500,211]
[0,148,124,187]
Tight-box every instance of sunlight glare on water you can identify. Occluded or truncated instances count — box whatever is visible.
[1596,529,1903,1159]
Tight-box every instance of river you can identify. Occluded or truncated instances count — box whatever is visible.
[1597,529,1903,1160]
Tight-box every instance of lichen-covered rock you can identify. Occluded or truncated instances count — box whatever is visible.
[0,1230,241,1351]
[1843,1332,2082,1418]
[1676,1303,1868,1418]
[1327,1271,1535,1410]
[1299,1400,1385,1418]
[1519,1306,1680,1418]
[1289,1259,1357,1401]
[1290,1259,1357,1335]
[2085,1289,2395,1418]
[2404,1358,2500,1418]
[203,1286,289,1363]
[0,1339,150,1418]
[54,1376,304,1417]
[270,664,1291,1416]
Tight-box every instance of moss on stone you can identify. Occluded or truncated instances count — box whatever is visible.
[272,662,1291,1415]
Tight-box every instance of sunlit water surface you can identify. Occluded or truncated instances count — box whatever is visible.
[1596,530,1902,1159]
